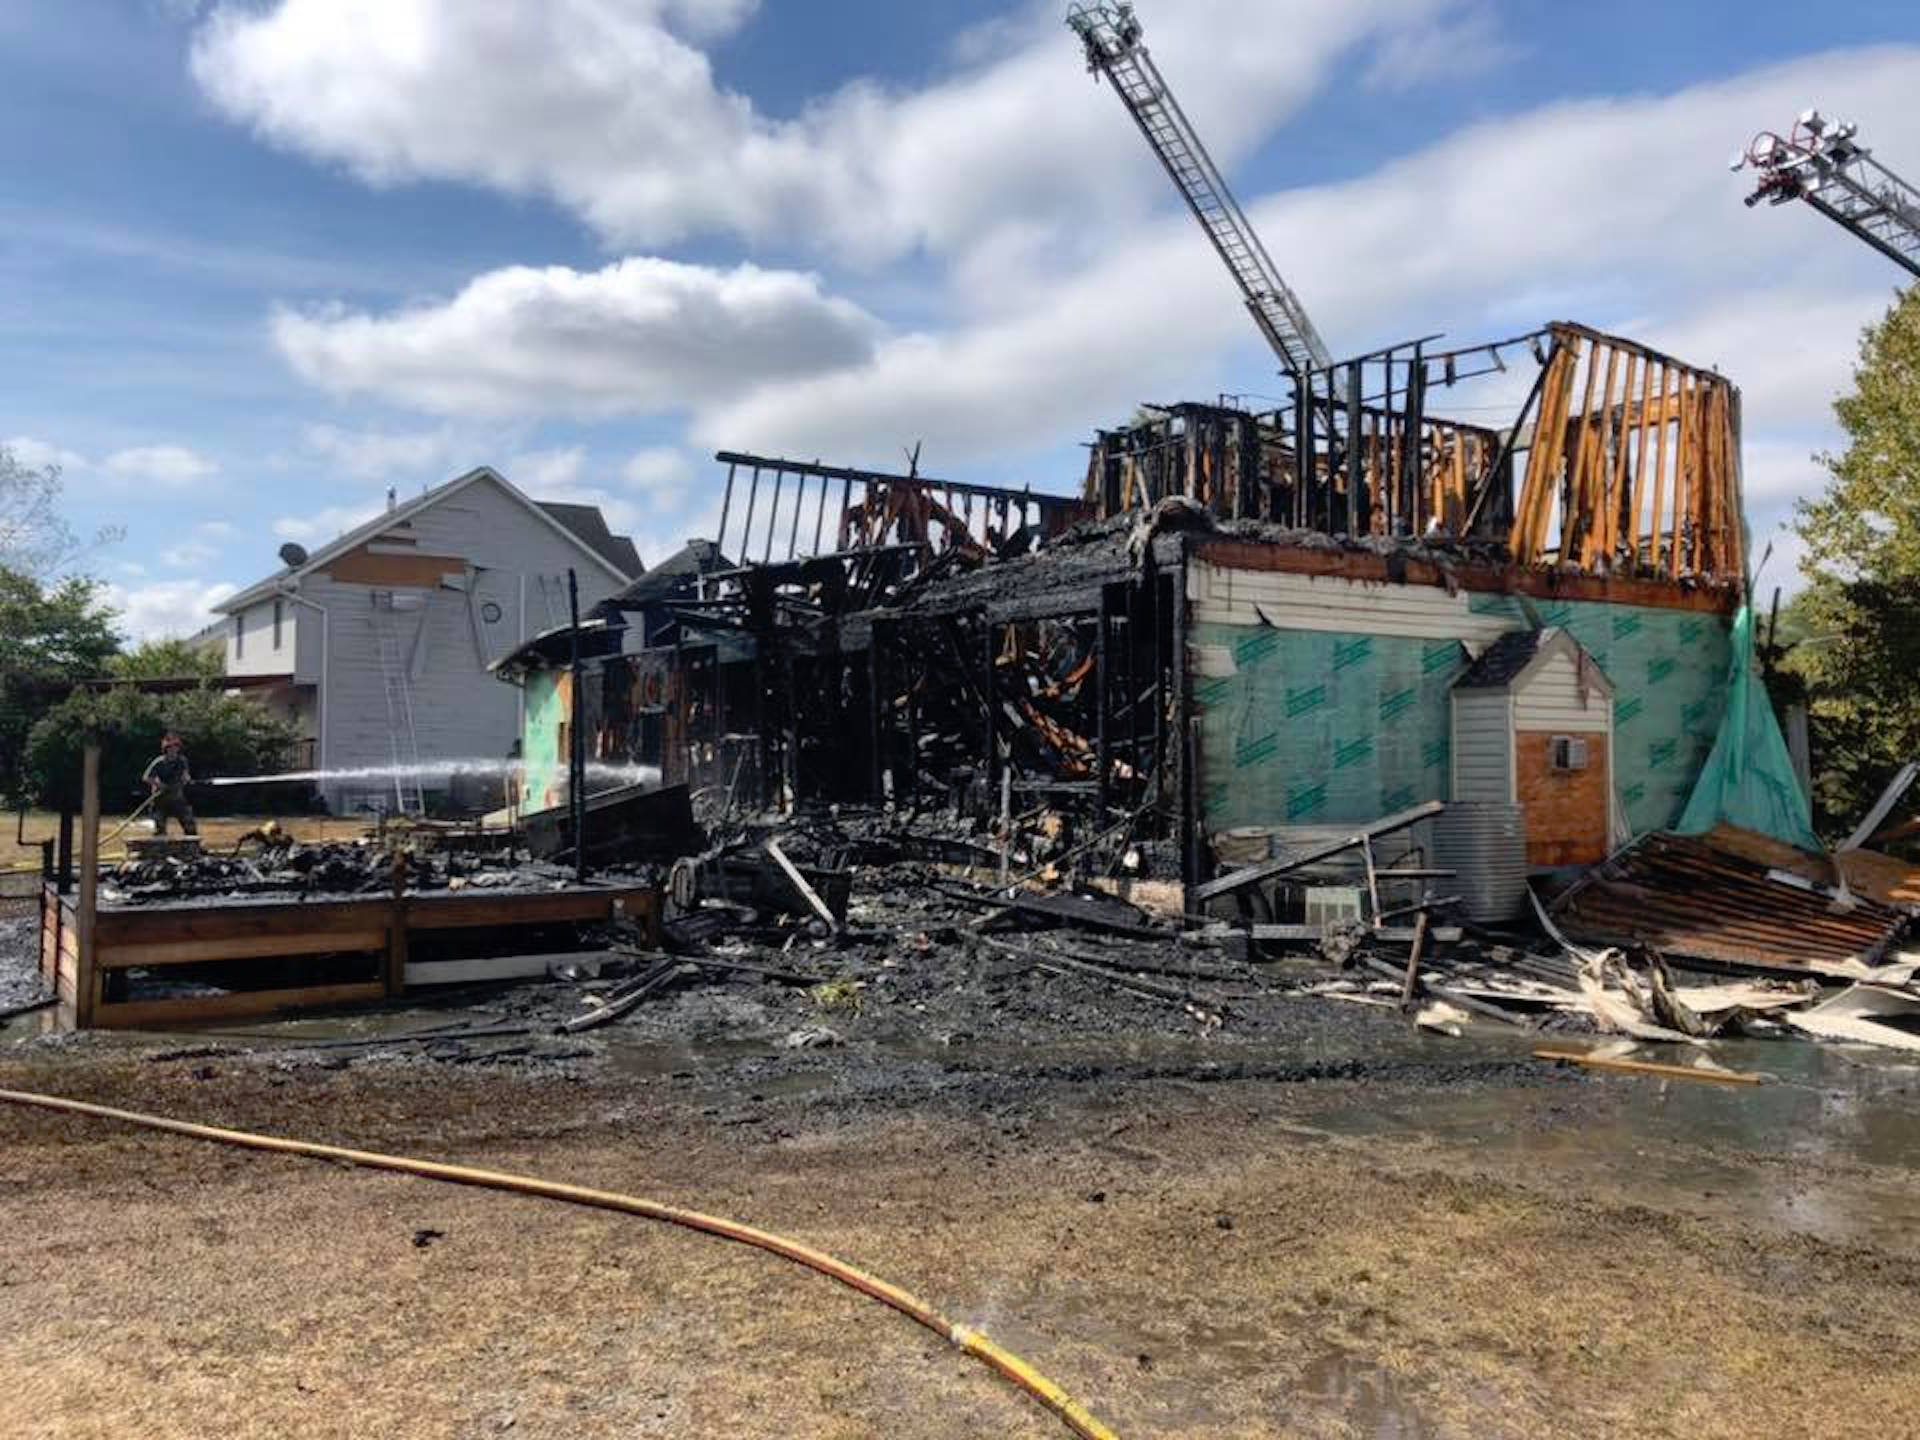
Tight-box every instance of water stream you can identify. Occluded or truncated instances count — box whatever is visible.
[204,759,662,791]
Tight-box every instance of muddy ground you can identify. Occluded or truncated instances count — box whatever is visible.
[6,881,1920,1440]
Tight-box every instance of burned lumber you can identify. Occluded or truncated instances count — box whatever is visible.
[936,883,1165,939]
[197,1024,538,1054]
[989,939,1225,1025]
[765,839,841,932]
[1533,1047,1763,1087]
[1193,801,1445,902]
[560,958,689,1033]
[1400,910,1431,1010]
[617,944,817,988]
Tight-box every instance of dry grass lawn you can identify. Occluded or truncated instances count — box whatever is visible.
[1,1049,1915,1439]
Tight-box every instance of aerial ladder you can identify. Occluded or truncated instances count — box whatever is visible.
[1735,110,1920,279]
[1066,1,1332,377]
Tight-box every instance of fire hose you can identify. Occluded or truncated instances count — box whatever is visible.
[0,1089,1120,1440]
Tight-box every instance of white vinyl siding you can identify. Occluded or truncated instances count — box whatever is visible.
[1451,692,1514,803]
[1512,649,1611,733]
[226,599,298,676]
[1188,560,1525,643]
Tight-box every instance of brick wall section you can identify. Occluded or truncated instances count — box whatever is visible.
[1516,730,1610,866]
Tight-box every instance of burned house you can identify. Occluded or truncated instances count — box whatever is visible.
[500,321,1756,911]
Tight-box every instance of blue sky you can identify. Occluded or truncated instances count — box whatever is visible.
[3,0,1916,638]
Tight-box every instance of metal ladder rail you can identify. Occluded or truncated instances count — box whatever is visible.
[1798,145,1920,275]
[372,603,426,817]
[1079,14,1332,372]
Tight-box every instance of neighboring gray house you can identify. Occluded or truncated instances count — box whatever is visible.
[213,467,638,816]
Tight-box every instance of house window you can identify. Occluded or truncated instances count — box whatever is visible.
[1550,735,1591,772]
[233,612,244,660]
[272,599,284,649]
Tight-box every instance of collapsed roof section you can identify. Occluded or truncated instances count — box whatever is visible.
[1083,321,1746,593]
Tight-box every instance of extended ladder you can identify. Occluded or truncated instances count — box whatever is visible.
[1067,1,1332,374]
[372,597,426,817]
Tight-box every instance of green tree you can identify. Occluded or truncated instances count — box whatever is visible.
[109,636,224,681]
[1788,288,1920,839]
[0,566,122,806]
[25,684,297,813]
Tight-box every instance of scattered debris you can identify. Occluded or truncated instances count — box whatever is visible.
[1786,984,1920,1053]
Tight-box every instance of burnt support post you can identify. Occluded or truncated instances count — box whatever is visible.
[1122,584,1139,793]
[1346,360,1365,537]
[1292,377,1310,528]
[741,465,762,560]
[1170,545,1196,893]
[867,623,885,801]
[567,569,587,883]
[781,646,800,810]
[1096,585,1114,829]
[1149,564,1167,797]
[764,468,784,563]
[1379,347,1398,533]
[75,742,100,1028]
[1402,346,1428,534]
[56,806,73,895]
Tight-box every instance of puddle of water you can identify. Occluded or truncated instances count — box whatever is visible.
[1307,1037,1920,1246]
[1299,1349,1437,1440]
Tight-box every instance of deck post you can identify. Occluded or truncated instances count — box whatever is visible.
[75,743,100,1028]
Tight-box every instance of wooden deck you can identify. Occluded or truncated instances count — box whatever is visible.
[39,881,660,1030]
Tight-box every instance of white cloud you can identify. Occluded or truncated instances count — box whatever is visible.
[191,0,1460,261]
[507,446,587,492]
[272,501,384,546]
[102,444,218,485]
[8,436,223,489]
[302,422,476,480]
[160,540,218,570]
[1362,1,1514,92]
[5,436,88,473]
[104,579,239,643]
[1740,437,1829,511]
[273,258,880,418]
[621,446,696,499]
[155,520,239,571]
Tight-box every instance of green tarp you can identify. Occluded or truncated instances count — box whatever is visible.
[1676,604,1821,851]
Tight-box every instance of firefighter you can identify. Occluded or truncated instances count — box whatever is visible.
[141,732,198,837]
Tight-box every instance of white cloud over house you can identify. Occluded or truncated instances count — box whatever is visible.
[273,259,881,419]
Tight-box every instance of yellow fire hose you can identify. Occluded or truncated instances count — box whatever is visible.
[0,1089,1120,1440]
[99,791,160,846]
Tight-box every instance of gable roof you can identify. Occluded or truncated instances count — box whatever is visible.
[601,539,732,613]
[538,502,643,578]
[215,466,634,613]
[1454,626,1612,695]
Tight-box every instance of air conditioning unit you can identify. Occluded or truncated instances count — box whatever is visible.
[1550,735,1590,772]
[1305,886,1365,931]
